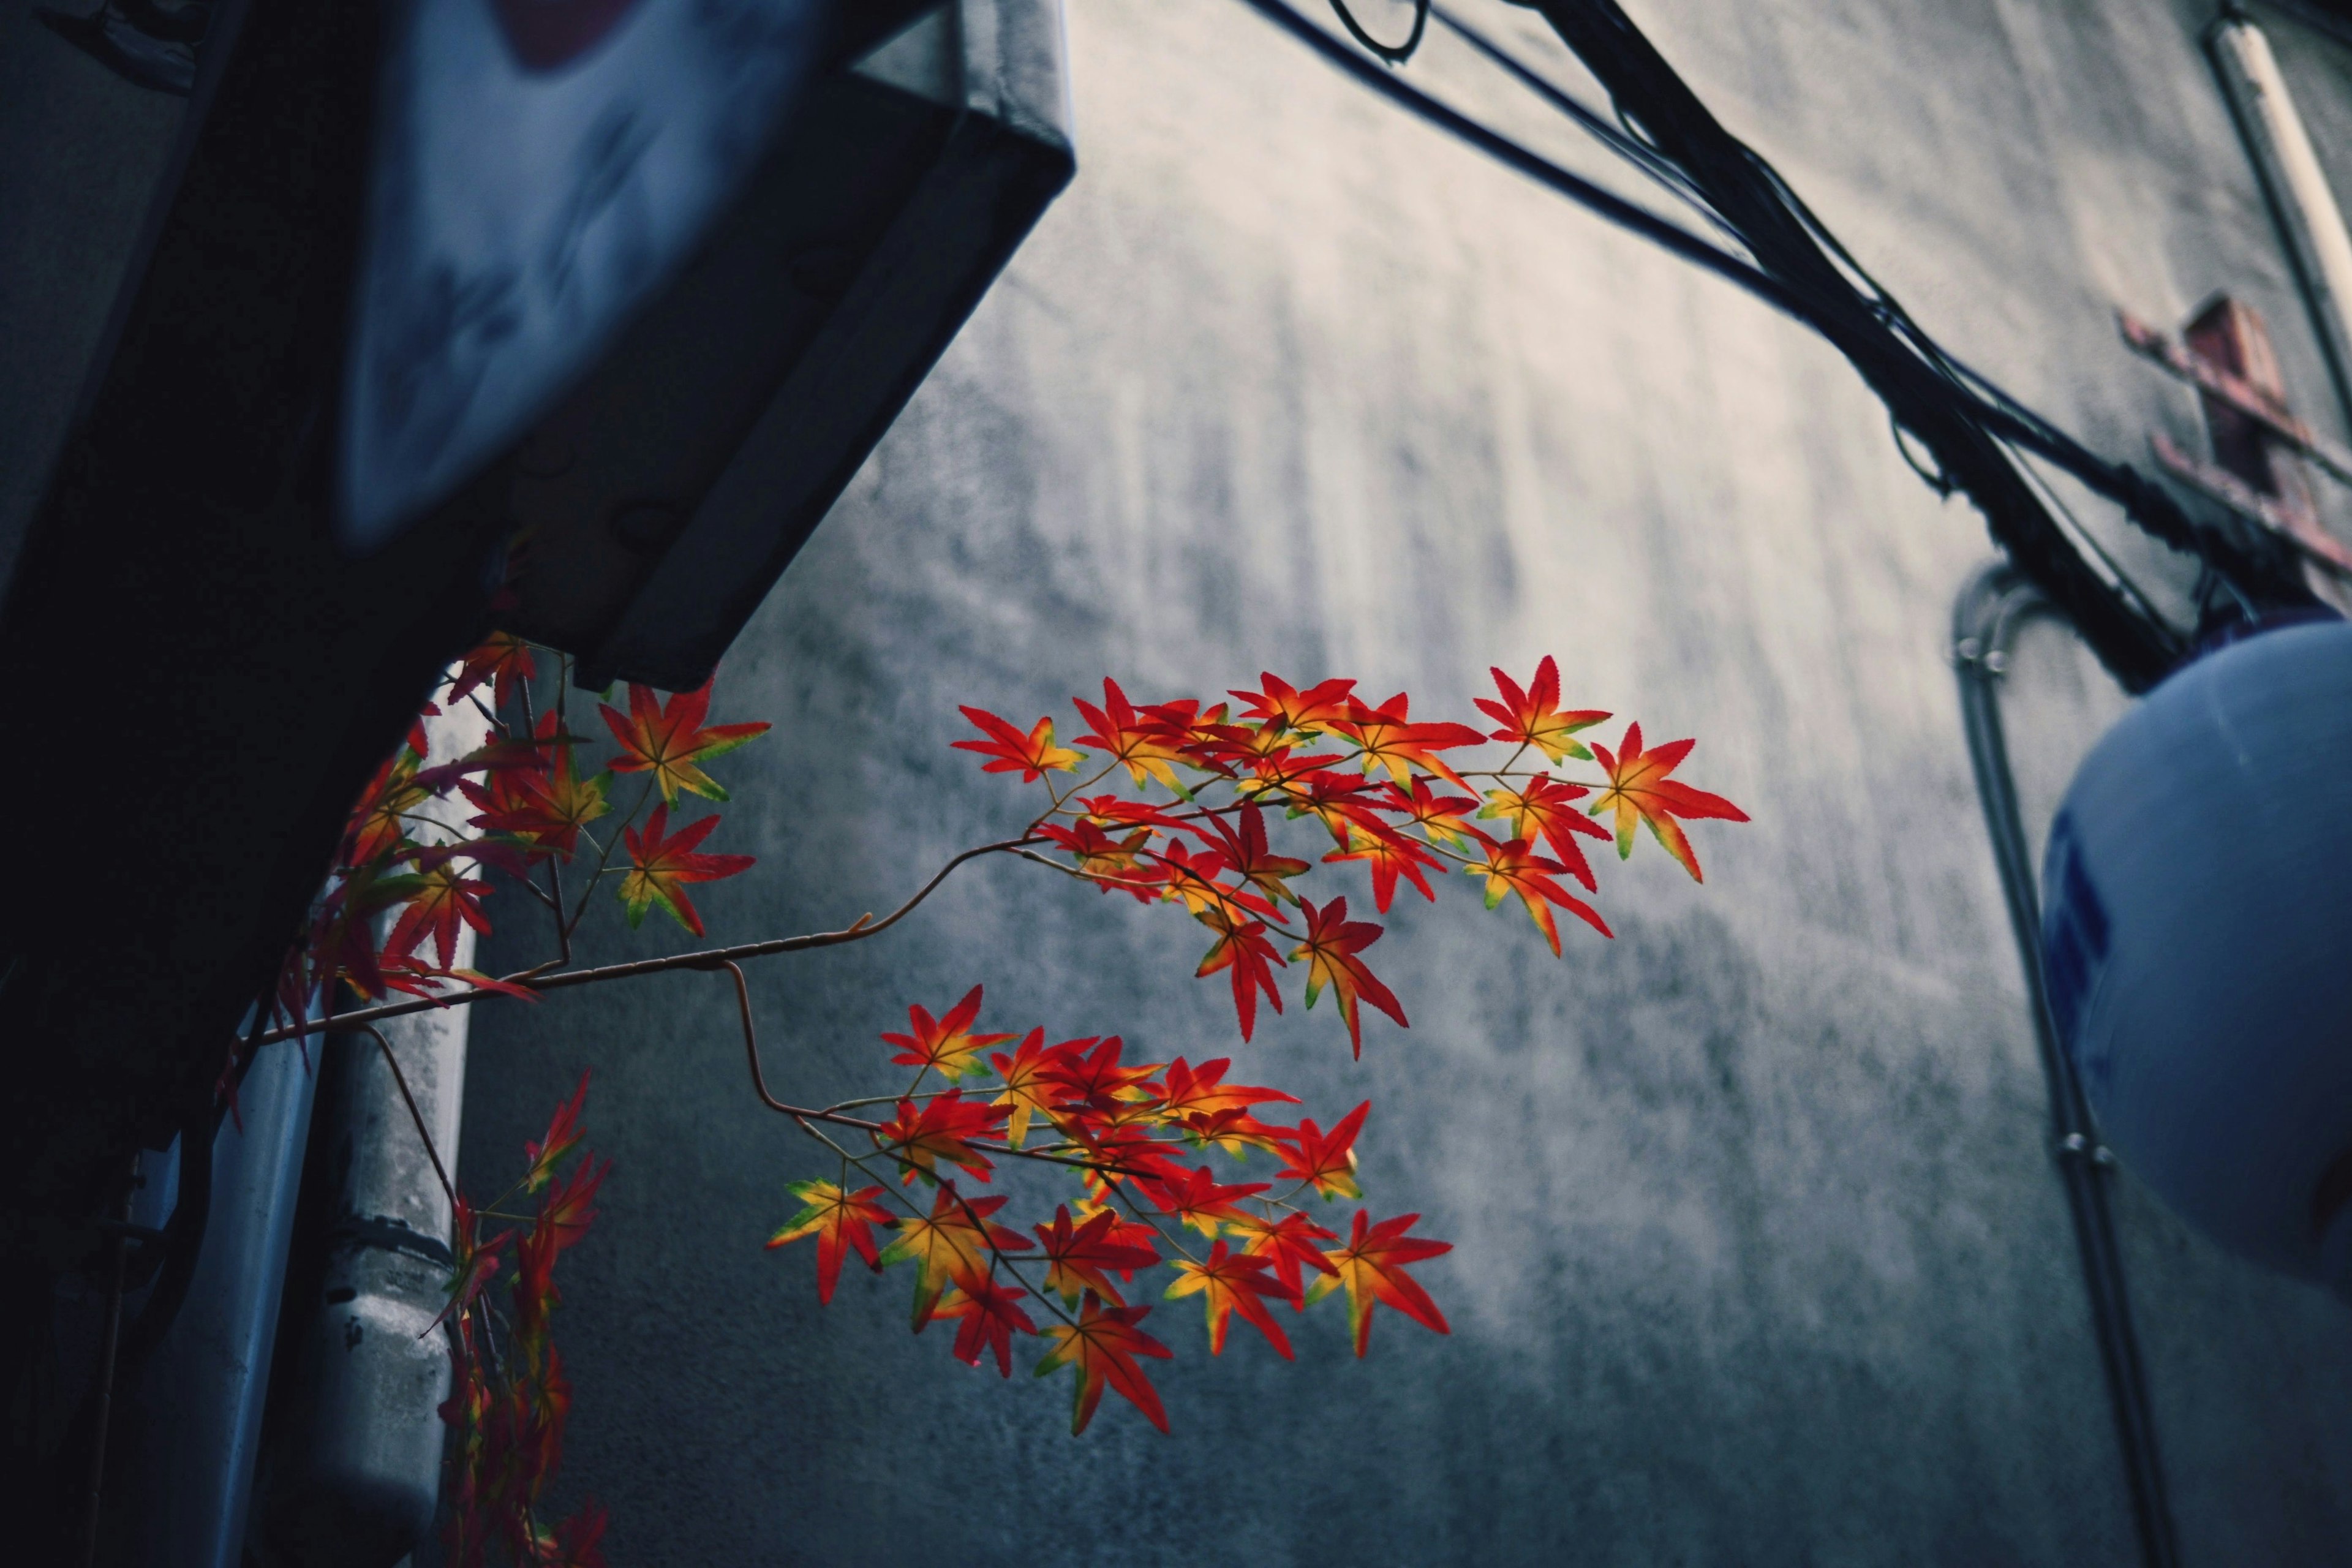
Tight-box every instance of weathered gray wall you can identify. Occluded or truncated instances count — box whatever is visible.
[409,1,2352,1564]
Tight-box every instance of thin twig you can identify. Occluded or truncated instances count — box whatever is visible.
[360,1023,458,1219]
[253,837,1039,1047]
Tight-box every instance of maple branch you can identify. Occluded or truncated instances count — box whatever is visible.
[254,836,1042,1047]
[564,775,657,938]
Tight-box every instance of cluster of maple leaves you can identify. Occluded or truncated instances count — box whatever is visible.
[767,658,1744,1429]
[771,989,1453,1431]
[950,660,1747,1050]
[437,1075,610,1568]
[290,638,1741,1553]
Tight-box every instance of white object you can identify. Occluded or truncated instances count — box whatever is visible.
[2211,17,2352,426]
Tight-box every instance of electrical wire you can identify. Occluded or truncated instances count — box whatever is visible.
[1237,0,2333,690]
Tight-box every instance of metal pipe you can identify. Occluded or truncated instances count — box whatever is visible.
[122,1000,321,1568]
[257,696,488,1567]
[2209,12,2352,431]
[1952,563,2180,1568]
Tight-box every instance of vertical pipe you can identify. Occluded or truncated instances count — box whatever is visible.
[124,1003,320,1568]
[1953,564,2180,1568]
[257,695,488,1567]
[2209,13,2352,431]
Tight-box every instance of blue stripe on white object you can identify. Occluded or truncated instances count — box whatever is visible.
[336,0,828,554]
[2043,619,2352,1295]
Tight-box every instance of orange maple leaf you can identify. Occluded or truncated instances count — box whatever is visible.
[1035,1290,1175,1434]
[1476,657,1609,763]
[1324,820,1445,913]
[1307,1210,1453,1357]
[462,712,609,858]
[880,1184,1031,1330]
[880,984,1016,1084]
[1479,773,1610,891]
[766,1179,894,1303]
[1166,1240,1294,1358]
[1333,693,1485,792]
[954,705,1080,782]
[617,804,754,936]
[1464,831,1610,955]
[598,678,771,804]
[1377,773,1478,850]
[1289,897,1408,1057]
[1589,722,1749,881]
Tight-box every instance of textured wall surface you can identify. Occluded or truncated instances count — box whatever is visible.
[408,2,2352,1564]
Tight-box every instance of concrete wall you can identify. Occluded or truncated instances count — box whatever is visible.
[408,1,2352,1562]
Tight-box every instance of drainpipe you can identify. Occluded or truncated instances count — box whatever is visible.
[2209,10,2352,431]
[1953,564,2180,1568]
[258,695,490,1567]
[121,1002,320,1568]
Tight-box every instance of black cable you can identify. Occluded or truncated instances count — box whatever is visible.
[1329,0,1430,62]
[1954,565,2182,1568]
[1235,0,1814,322]
[1242,0,2332,690]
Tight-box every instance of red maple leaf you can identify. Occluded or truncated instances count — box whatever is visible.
[1333,693,1485,793]
[1142,1165,1270,1238]
[1273,1101,1370,1201]
[1166,1240,1294,1358]
[522,1070,592,1194]
[514,1150,608,1349]
[599,678,771,804]
[933,1276,1039,1377]
[1033,1204,1163,1307]
[1479,772,1610,891]
[1194,907,1286,1042]
[382,850,495,970]
[1589,722,1749,882]
[1196,803,1313,908]
[1308,1210,1453,1357]
[1035,1290,1175,1434]
[1226,673,1357,738]
[617,804,755,936]
[954,705,1080,782]
[873,1091,1010,1186]
[766,1179,894,1303]
[1288,897,1407,1057]
[1072,679,1193,794]
[880,984,1017,1083]
[1465,830,1611,954]
[1323,820,1447,912]
[1476,656,1610,763]
[1221,1210,1339,1308]
[447,631,539,713]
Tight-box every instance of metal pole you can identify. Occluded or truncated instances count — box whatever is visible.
[256,694,488,1567]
